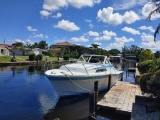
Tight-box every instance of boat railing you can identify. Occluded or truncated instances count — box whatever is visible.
[82,63,89,75]
[64,65,73,75]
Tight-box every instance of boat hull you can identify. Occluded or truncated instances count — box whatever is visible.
[46,73,123,97]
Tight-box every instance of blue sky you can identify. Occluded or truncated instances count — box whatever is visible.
[0,0,160,52]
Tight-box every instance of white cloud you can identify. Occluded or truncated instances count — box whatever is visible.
[114,36,134,43]
[140,32,154,42]
[26,26,37,32]
[122,27,140,35]
[106,42,124,50]
[142,2,160,20]
[88,31,99,37]
[40,10,52,17]
[13,39,35,45]
[103,30,116,36]
[67,0,100,8]
[85,19,92,23]
[15,39,25,44]
[54,19,80,31]
[94,30,116,41]
[32,34,48,39]
[71,36,89,42]
[89,23,94,29]
[141,41,160,51]
[138,26,155,32]
[113,0,148,10]
[41,0,101,17]
[26,39,35,45]
[94,36,111,41]
[97,7,140,25]
[52,12,62,18]
[42,0,68,11]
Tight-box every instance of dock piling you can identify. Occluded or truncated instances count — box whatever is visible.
[94,81,98,112]
[89,81,98,120]
[108,74,111,91]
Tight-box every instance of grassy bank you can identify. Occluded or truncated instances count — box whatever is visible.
[0,56,59,62]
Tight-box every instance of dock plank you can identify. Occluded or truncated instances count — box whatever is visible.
[97,81,142,115]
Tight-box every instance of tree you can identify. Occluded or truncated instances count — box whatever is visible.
[154,51,160,58]
[32,42,39,48]
[38,40,48,49]
[149,0,160,42]
[139,49,153,61]
[108,49,121,56]
[12,42,24,47]
[91,44,99,49]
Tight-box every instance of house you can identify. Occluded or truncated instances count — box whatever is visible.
[11,47,47,56]
[27,48,47,55]
[0,44,12,56]
[50,41,76,52]
[50,41,93,54]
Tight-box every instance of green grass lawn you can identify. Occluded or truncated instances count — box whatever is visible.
[0,56,59,62]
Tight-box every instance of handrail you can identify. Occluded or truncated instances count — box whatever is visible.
[64,65,73,75]
[82,63,89,75]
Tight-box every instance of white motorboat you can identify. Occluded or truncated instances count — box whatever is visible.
[45,54,123,97]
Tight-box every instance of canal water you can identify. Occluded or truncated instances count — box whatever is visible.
[0,61,136,120]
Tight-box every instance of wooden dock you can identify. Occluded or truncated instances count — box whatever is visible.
[97,81,142,115]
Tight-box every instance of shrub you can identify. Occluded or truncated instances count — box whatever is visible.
[47,50,54,57]
[137,60,152,74]
[63,54,70,60]
[149,70,160,98]
[139,72,153,94]
[29,54,36,61]
[139,70,160,99]
[36,54,43,61]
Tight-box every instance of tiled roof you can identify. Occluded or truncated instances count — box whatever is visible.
[51,42,75,46]
[0,44,11,47]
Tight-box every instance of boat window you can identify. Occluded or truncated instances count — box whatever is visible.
[96,69,106,72]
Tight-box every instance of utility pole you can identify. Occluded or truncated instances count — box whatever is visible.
[4,38,5,44]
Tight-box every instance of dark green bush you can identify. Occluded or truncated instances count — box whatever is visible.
[137,60,152,74]
[139,72,153,94]
[149,70,160,98]
[139,70,160,99]
[36,54,43,61]
[63,54,70,60]
[29,54,36,61]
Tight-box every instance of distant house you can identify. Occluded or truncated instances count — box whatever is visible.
[12,47,47,56]
[27,48,47,55]
[50,41,76,52]
[0,44,12,56]
[50,41,93,54]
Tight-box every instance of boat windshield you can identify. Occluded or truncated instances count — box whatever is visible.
[89,56,104,63]
[77,54,106,63]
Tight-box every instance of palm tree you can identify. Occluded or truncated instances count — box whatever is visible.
[149,0,160,42]
[91,44,99,49]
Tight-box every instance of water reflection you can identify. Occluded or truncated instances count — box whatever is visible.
[11,67,16,76]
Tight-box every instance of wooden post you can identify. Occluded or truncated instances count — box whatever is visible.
[89,92,96,120]
[108,74,111,91]
[94,81,98,112]
[120,73,123,81]
[126,70,127,78]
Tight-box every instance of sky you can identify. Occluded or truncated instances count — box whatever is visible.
[0,0,160,52]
